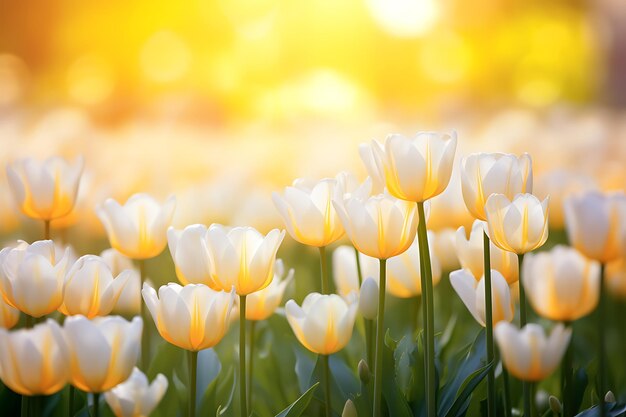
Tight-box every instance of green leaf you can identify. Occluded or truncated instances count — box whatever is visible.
[275,382,320,417]
[575,402,626,417]
[381,330,413,417]
[443,360,494,417]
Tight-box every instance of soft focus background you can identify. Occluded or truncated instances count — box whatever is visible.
[1,0,626,242]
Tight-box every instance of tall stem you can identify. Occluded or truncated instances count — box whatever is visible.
[372,258,387,417]
[139,259,150,371]
[518,253,531,417]
[561,321,573,417]
[354,246,363,287]
[24,315,33,329]
[356,247,373,366]
[417,201,436,417]
[188,350,198,417]
[247,320,256,412]
[92,393,100,417]
[598,263,606,417]
[319,246,330,294]
[44,220,51,240]
[21,396,29,417]
[502,364,512,417]
[322,354,332,417]
[69,385,76,417]
[239,295,248,417]
[483,231,496,417]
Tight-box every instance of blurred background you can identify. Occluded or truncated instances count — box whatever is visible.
[1,0,626,243]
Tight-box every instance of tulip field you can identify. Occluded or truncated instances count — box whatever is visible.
[0,131,625,417]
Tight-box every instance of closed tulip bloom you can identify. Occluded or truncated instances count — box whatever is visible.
[0,319,69,395]
[523,245,600,322]
[6,156,83,221]
[332,245,378,297]
[461,153,533,220]
[64,315,142,393]
[0,296,19,329]
[205,224,285,295]
[450,269,514,327]
[272,175,347,247]
[104,367,168,417]
[0,240,70,317]
[564,191,626,263]
[456,220,518,283]
[334,194,419,260]
[386,233,442,298]
[96,194,176,259]
[167,224,211,286]
[365,131,457,202]
[358,277,379,320]
[485,194,549,255]
[246,259,294,321]
[142,283,235,351]
[431,228,461,272]
[286,293,358,355]
[59,255,132,318]
[494,322,572,382]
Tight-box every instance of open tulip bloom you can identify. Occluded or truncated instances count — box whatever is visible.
[6,156,83,237]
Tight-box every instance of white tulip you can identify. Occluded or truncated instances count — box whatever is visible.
[167,224,211,286]
[104,367,168,417]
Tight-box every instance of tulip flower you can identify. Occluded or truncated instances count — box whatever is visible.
[523,245,600,322]
[64,315,142,393]
[363,131,457,203]
[332,245,378,297]
[104,367,168,417]
[460,152,533,221]
[606,259,626,300]
[0,319,69,395]
[204,224,283,417]
[456,220,518,284]
[101,249,141,315]
[0,240,70,318]
[358,141,385,194]
[564,191,626,264]
[6,156,83,237]
[485,193,549,255]
[431,228,461,272]
[495,322,571,382]
[96,193,176,260]
[386,233,442,298]
[59,255,132,318]
[334,194,418,261]
[450,269,514,327]
[0,296,19,329]
[358,277,379,320]
[286,292,358,353]
[142,283,235,351]
[167,224,211,286]
[246,259,293,321]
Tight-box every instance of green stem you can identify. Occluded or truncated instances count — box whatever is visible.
[188,350,198,417]
[69,386,75,417]
[598,263,606,417]
[24,315,33,329]
[44,220,51,240]
[561,321,573,417]
[322,355,332,417]
[247,320,256,412]
[372,258,387,417]
[319,246,330,294]
[502,363,512,417]
[21,395,28,417]
[239,295,248,417]
[483,231,496,417]
[518,253,527,326]
[92,393,100,417]
[354,246,363,287]
[139,259,150,371]
[417,201,436,417]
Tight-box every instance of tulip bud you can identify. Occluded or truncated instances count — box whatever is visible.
[358,278,378,320]
[358,360,371,385]
[342,399,358,417]
[167,224,212,286]
[104,367,168,417]
[605,391,616,403]
[549,396,562,414]
[96,193,176,260]
[205,224,285,295]
[6,156,83,221]
[364,131,457,202]
[64,315,142,393]
[334,194,419,260]
[461,152,533,221]
[286,293,358,355]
